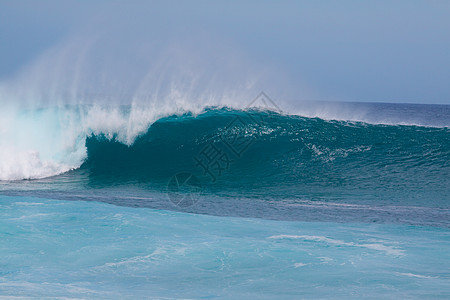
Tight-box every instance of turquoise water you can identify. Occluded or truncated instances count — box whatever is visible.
[1,195,449,299]
[0,103,449,298]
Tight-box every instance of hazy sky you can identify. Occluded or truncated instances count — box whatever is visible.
[1,0,449,104]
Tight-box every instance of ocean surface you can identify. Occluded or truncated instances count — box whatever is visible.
[0,101,449,299]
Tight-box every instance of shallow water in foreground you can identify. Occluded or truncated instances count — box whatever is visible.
[1,195,449,299]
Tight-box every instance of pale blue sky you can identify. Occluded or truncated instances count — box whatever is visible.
[1,0,449,104]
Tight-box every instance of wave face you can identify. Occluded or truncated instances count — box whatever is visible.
[79,108,450,205]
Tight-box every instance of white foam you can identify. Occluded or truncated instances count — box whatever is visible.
[99,248,167,268]
[395,272,438,279]
[268,235,405,256]
[294,262,308,268]
[14,202,45,206]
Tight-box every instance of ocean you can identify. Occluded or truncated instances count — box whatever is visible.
[0,100,449,299]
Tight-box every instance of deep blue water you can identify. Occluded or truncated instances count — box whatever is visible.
[0,102,449,298]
